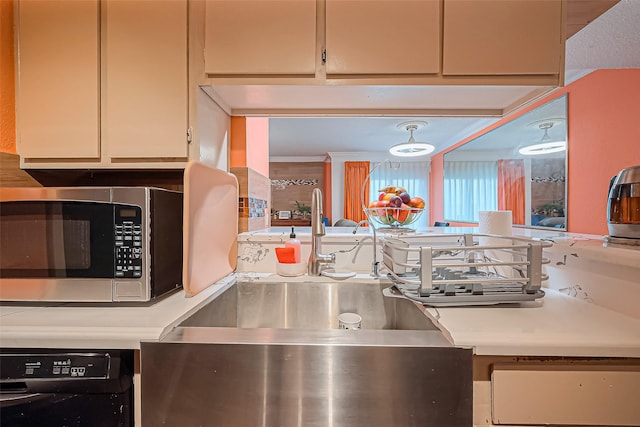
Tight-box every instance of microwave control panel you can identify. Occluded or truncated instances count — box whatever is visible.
[114,205,143,278]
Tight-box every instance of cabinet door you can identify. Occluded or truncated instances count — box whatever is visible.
[16,0,100,159]
[204,0,316,75]
[443,0,563,76]
[326,0,441,76]
[493,365,640,425]
[103,0,188,160]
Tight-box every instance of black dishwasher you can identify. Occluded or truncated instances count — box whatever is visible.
[0,348,134,427]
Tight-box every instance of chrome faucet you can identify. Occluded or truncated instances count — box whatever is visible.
[353,220,380,277]
[308,188,336,275]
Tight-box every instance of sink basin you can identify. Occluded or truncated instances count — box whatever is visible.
[142,279,472,426]
[179,280,438,331]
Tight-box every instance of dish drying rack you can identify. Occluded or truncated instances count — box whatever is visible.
[381,233,552,307]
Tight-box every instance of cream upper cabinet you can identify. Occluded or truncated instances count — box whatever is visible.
[200,0,563,86]
[103,0,188,160]
[204,0,317,76]
[16,0,100,159]
[325,0,441,76]
[16,0,189,168]
[442,0,564,76]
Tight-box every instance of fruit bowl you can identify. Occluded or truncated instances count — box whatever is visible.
[364,207,424,229]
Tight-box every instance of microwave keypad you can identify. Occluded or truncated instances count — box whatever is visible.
[114,206,143,278]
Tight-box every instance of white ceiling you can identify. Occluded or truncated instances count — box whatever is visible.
[263,0,639,159]
[565,0,640,71]
[448,95,567,155]
[268,116,498,159]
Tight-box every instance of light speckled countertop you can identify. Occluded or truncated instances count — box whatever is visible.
[0,275,235,349]
[424,288,640,357]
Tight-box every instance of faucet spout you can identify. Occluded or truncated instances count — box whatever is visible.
[310,188,325,238]
[308,188,335,275]
[353,220,380,278]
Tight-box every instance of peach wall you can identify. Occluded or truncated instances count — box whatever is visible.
[245,117,269,177]
[431,69,640,235]
[230,116,270,177]
[230,116,247,168]
[0,0,16,154]
[567,69,640,234]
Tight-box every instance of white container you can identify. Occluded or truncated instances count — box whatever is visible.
[275,261,306,277]
[478,210,513,277]
[338,312,362,330]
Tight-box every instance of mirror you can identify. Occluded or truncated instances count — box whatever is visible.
[443,95,567,229]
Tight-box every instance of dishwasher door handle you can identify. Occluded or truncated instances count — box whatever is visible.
[0,392,48,408]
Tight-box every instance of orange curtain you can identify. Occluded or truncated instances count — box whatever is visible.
[344,161,370,222]
[498,159,525,224]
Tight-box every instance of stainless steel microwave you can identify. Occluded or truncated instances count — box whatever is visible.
[0,187,183,303]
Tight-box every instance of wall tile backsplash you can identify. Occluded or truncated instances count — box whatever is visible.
[238,197,267,218]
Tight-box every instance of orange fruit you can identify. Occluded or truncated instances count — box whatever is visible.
[408,196,425,210]
[396,204,410,222]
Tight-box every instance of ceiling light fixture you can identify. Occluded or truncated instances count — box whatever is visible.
[518,121,566,155]
[390,121,435,157]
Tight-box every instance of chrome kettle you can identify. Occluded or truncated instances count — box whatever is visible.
[608,165,640,238]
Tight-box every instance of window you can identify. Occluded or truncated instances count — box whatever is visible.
[444,161,498,222]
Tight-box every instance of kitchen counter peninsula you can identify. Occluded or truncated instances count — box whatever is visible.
[1,226,638,358]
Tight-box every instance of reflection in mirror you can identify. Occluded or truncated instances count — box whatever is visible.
[443,95,567,229]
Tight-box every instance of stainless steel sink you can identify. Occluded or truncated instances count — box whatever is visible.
[141,279,472,427]
[179,280,439,330]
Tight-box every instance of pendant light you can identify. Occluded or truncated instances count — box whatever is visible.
[519,121,566,155]
[389,121,435,157]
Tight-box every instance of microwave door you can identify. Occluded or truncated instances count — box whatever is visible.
[1,201,116,288]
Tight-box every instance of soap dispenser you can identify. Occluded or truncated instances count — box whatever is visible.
[285,227,301,263]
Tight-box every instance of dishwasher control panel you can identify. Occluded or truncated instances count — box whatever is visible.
[0,352,111,380]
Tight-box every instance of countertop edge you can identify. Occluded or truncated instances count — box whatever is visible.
[0,274,237,350]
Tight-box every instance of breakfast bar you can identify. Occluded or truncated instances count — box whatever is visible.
[2,226,639,426]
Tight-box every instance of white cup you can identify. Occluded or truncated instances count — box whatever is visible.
[338,312,362,330]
